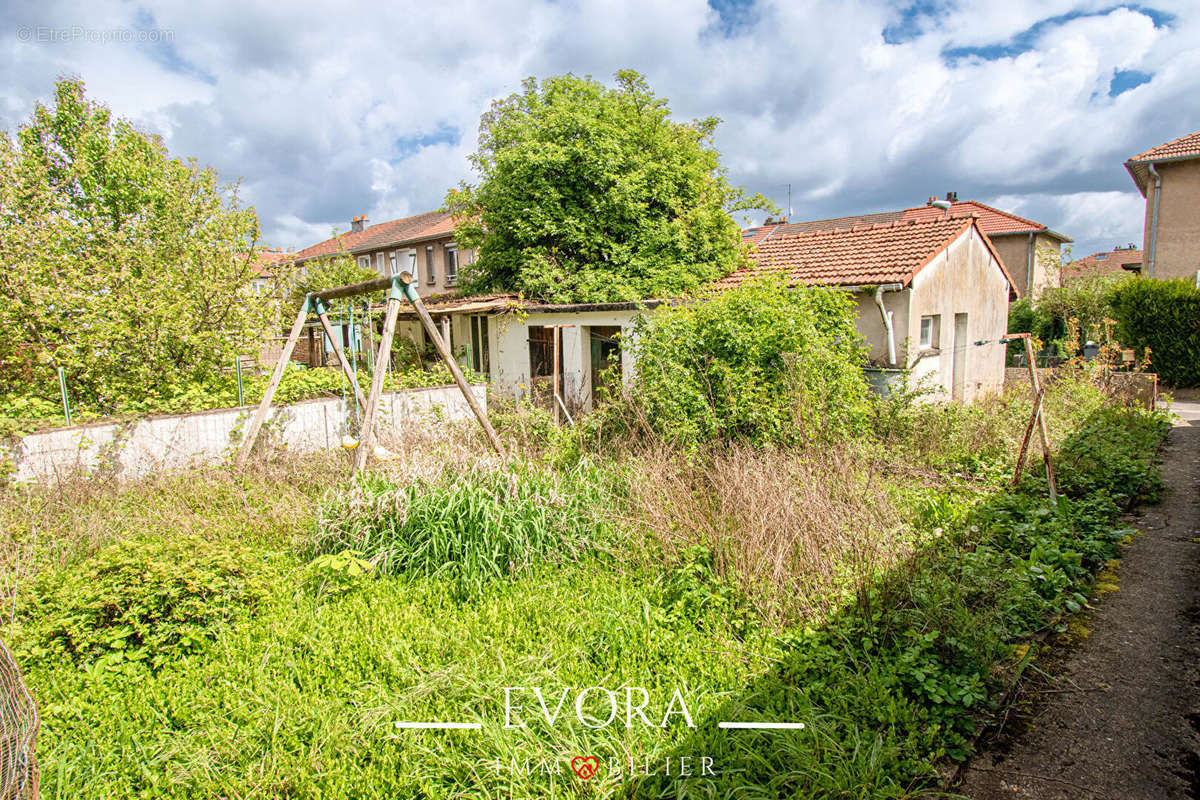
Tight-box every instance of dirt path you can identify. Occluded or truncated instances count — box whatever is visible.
[955,405,1200,800]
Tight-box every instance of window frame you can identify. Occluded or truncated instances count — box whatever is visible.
[445,244,458,286]
[425,245,436,285]
[919,314,940,350]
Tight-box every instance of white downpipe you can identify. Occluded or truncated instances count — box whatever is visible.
[1147,162,1161,278]
[874,284,902,367]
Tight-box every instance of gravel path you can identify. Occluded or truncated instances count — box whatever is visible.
[955,403,1200,800]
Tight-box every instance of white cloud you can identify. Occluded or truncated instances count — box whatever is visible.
[0,0,1196,261]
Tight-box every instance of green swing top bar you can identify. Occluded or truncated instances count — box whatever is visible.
[310,275,396,302]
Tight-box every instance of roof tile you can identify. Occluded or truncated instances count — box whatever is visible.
[721,216,1006,291]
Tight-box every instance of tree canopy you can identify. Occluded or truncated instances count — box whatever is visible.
[0,78,280,413]
[446,70,771,303]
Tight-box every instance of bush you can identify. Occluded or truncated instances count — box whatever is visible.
[1108,277,1200,387]
[628,279,873,448]
[307,463,613,594]
[23,535,267,671]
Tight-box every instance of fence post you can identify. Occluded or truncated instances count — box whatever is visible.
[57,366,72,425]
[235,356,245,406]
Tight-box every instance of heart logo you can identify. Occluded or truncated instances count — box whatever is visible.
[571,755,600,780]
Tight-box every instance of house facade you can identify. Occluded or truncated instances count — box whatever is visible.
[1125,129,1200,282]
[745,196,1070,299]
[293,210,472,295]
[729,215,1017,402]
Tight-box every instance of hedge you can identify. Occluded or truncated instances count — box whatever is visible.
[1108,278,1200,387]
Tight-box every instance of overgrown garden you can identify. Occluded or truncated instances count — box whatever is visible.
[3,279,1171,799]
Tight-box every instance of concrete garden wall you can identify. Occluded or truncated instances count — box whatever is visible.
[5,384,485,484]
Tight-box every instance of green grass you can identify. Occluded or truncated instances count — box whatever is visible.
[4,386,1172,799]
[23,557,781,799]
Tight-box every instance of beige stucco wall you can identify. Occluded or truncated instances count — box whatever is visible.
[852,290,910,366]
[1143,159,1200,281]
[905,227,1011,402]
[354,235,472,295]
[989,232,1060,298]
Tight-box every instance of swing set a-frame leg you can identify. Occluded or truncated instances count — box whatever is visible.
[235,299,311,469]
[354,287,403,472]
[313,300,369,412]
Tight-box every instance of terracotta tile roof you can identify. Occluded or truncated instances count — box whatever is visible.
[295,210,456,261]
[898,201,1071,240]
[1061,247,1143,282]
[1125,129,1200,195]
[753,201,1069,243]
[1127,129,1200,163]
[772,210,904,236]
[722,215,1017,295]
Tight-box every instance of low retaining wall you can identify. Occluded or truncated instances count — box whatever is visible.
[1004,368,1158,409]
[5,384,486,484]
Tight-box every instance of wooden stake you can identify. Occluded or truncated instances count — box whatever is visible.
[1023,336,1058,505]
[235,302,309,468]
[400,274,503,456]
[355,294,402,472]
[1013,386,1045,487]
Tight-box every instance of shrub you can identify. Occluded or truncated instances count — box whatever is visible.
[628,279,873,448]
[23,535,268,671]
[307,463,613,594]
[1108,277,1200,387]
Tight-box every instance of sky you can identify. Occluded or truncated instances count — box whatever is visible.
[2,0,1197,261]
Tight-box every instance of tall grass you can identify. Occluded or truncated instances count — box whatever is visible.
[619,444,922,627]
[307,462,615,594]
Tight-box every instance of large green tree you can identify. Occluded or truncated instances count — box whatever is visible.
[446,70,771,303]
[0,78,279,412]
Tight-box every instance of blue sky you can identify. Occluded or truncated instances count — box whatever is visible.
[2,0,1197,261]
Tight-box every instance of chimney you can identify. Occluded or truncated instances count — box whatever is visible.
[945,191,958,203]
[350,214,367,233]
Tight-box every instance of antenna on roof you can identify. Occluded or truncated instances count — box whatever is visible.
[787,184,793,220]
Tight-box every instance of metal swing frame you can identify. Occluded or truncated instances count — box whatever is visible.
[234,271,502,472]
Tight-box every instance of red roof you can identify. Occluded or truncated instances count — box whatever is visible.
[723,215,1016,295]
[753,200,1069,243]
[295,210,456,261]
[1125,129,1200,195]
[1128,129,1200,163]
[1061,247,1143,282]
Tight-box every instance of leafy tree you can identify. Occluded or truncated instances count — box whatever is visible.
[446,70,772,303]
[0,78,277,413]
[289,255,380,308]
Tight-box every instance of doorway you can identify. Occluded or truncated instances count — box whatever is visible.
[952,313,968,401]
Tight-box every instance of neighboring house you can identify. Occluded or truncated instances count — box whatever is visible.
[1125,128,1200,282]
[744,195,1070,298]
[1060,245,1143,283]
[293,210,472,295]
[407,214,1016,408]
[728,214,1017,402]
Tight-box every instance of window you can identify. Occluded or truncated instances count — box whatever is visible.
[357,255,370,271]
[425,246,435,284]
[469,315,489,374]
[1096,253,1108,261]
[445,245,458,286]
[406,249,418,281]
[388,251,398,276]
[375,252,386,274]
[919,314,940,350]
